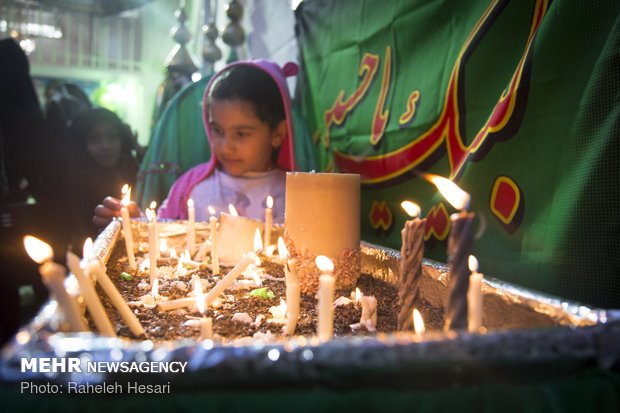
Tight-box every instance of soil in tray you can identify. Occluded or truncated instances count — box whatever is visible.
[92,240,445,341]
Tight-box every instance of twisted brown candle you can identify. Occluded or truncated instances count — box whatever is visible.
[398,218,426,331]
[444,211,475,331]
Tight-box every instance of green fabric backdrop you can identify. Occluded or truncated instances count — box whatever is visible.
[296,0,620,308]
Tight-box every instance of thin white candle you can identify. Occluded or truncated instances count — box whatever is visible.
[279,238,299,335]
[203,252,255,306]
[24,236,87,332]
[200,317,213,340]
[82,239,144,337]
[413,308,426,335]
[263,195,273,250]
[66,251,116,336]
[120,185,136,270]
[187,198,196,254]
[316,255,335,341]
[158,252,256,311]
[209,206,219,275]
[467,255,484,332]
[146,208,158,284]
[194,278,213,340]
[149,201,160,260]
[359,294,377,331]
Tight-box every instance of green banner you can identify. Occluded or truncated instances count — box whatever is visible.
[296,0,620,308]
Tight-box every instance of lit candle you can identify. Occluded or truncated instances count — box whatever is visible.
[467,255,484,332]
[194,278,212,340]
[254,227,263,254]
[23,236,87,332]
[428,175,474,332]
[146,208,158,284]
[316,255,335,341]
[66,250,116,337]
[263,195,273,250]
[150,201,160,260]
[187,198,196,255]
[279,238,299,335]
[120,185,136,270]
[398,201,426,331]
[82,238,144,337]
[209,206,220,275]
[413,308,426,335]
[359,294,377,331]
[157,252,257,311]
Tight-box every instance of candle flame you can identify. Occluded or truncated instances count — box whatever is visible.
[23,235,53,264]
[355,288,361,303]
[83,237,94,259]
[121,186,132,206]
[194,278,205,315]
[266,195,273,209]
[187,198,194,208]
[145,208,154,222]
[208,205,216,216]
[159,239,168,253]
[150,201,157,210]
[315,255,334,273]
[121,184,129,196]
[426,174,470,211]
[468,255,479,273]
[251,269,262,287]
[254,228,263,253]
[401,201,421,218]
[151,278,159,297]
[277,237,288,259]
[64,275,80,296]
[264,244,276,257]
[413,308,426,334]
[228,204,238,216]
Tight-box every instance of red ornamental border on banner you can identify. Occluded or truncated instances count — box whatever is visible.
[331,0,549,184]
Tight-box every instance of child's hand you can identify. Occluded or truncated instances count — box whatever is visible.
[93,196,141,228]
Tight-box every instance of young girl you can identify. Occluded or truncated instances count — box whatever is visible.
[93,59,298,226]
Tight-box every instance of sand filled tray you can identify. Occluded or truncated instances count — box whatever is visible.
[1,219,619,389]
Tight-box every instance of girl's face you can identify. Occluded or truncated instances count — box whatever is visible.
[85,122,122,168]
[209,99,285,176]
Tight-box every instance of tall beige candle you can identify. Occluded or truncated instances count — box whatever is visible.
[285,172,361,292]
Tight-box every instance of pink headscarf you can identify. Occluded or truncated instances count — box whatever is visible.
[158,59,298,219]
